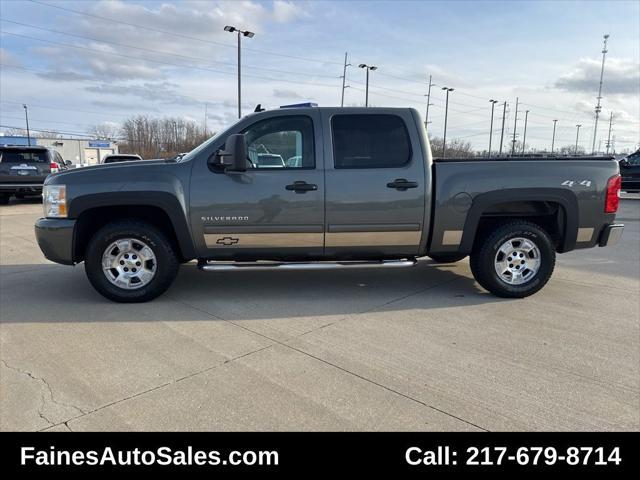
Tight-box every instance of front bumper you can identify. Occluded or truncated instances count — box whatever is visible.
[34,217,76,265]
[598,223,624,247]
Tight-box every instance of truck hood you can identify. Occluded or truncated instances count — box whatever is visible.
[47,158,176,183]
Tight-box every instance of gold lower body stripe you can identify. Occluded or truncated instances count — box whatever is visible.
[204,231,421,248]
[325,231,421,247]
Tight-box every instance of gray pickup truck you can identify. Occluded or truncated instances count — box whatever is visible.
[35,107,624,302]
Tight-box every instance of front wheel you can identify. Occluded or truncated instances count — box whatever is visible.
[470,221,555,298]
[84,220,179,302]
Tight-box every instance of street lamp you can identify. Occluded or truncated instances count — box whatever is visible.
[488,99,498,157]
[575,124,582,155]
[224,25,255,119]
[23,104,31,146]
[441,87,454,157]
[358,64,377,107]
[551,119,558,153]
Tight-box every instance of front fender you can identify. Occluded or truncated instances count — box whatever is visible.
[68,191,196,260]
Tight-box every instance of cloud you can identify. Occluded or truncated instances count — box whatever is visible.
[272,88,304,99]
[20,0,306,84]
[271,1,307,23]
[0,47,21,67]
[91,100,160,113]
[84,82,202,106]
[555,57,640,96]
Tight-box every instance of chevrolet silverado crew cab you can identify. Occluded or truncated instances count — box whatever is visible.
[35,107,624,303]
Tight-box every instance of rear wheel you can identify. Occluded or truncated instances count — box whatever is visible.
[470,221,555,298]
[0,194,10,205]
[84,220,179,302]
[428,253,467,263]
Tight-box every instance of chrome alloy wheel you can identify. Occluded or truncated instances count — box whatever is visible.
[102,238,157,289]
[494,237,541,285]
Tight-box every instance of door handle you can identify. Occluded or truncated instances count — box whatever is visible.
[285,181,318,193]
[387,178,418,191]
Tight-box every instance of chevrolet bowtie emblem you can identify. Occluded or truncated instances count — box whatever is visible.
[216,237,239,246]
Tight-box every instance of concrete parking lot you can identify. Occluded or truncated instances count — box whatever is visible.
[1,196,638,432]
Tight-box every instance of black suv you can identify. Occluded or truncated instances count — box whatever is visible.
[619,149,640,193]
[0,145,68,204]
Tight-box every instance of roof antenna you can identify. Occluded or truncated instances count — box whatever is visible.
[254,104,265,113]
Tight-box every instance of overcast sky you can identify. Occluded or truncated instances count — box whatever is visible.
[1,0,638,152]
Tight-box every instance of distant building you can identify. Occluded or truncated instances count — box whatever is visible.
[0,136,119,166]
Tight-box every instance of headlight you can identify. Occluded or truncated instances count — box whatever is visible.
[43,185,67,218]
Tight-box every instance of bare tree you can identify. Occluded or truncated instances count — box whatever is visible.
[88,123,120,140]
[558,145,586,156]
[89,116,213,159]
[429,136,475,158]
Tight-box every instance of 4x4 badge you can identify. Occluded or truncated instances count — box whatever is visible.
[216,237,239,246]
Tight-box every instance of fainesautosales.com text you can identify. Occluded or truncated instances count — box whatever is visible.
[20,446,279,467]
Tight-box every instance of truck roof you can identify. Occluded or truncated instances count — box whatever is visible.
[245,106,417,120]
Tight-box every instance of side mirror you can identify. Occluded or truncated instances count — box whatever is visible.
[209,134,248,172]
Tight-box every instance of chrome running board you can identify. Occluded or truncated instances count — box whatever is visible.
[199,259,417,272]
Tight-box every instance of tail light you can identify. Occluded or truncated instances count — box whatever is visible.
[50,162,60,174]
[605,174,621,213]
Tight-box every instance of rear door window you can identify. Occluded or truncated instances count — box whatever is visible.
[331,114,412,169]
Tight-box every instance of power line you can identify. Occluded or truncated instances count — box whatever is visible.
[0,19,341,80]
[28,0,344,66]
[0,123,97,138]
[0,31,342,89]
[0,114,97,128]
[1,100,131,118]
[0,63,250,112]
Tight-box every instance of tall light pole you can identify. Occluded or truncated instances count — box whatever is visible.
[521,110,529,154]
[511,96,519,155]
[488,99,498,157]
[441,87,454,157]
[575,124,582,155]
[551,119,558,153]
[23,104,31,146]
[498,101,507,155]
[340,52,351,107]
[605,112,614,155]
[358,64,377,107]
[224,25,255,119]
[592,34,609,154]
[424,75,435,131]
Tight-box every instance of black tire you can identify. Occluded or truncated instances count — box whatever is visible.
[14,194,25,199]
[428,253,467,263]
[470,221,555,298]
[0,194,10,205]
[84,220,179,303]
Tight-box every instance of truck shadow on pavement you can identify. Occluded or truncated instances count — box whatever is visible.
[0,260,509,324]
